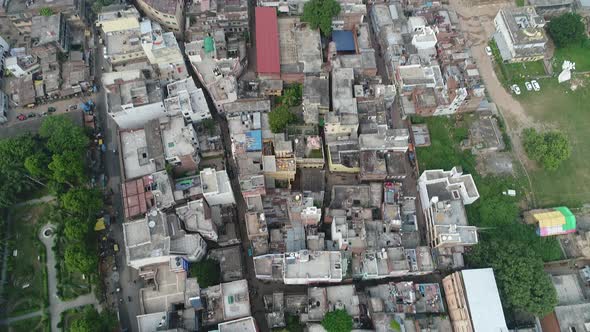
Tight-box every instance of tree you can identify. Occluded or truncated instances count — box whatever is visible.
[523,128,571,171]
[281,84,303,107]
[48,151,86,185]
[25,152,50,179]
[61,188,103,217]
[39,7,54,16]
[188,259,220,287]
[64,216,89,242]
[70,307,117,332]
[64,242,97,275]
[269,105,297,133]
[547,13,586,48]
[322,309,353,332]
[301,0,341,36]
[467,239,558,317]
[0,136,40,207]
[39,116,89,154]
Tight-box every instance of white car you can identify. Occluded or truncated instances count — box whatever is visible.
[485,46,492,56]
[511,84,521,95]
[531,80,540,91]
[525,81,533,91]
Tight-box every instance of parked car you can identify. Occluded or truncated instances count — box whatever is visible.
[531,80,540,91]
[511,84,521,95]
[485,46,492,56]
[27,112,37,118]
[525,82,533,91]
[48,107,56,113]
[17,114,26,121]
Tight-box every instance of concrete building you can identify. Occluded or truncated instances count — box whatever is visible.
[3,54,39,78]
[96,9,146,67]
[303,75,330,125]
[140,20,188,81]
[493,7,547,62]
[165,78,212,123]
[305,285,361,322]
[121,171,176,220]
[246,211,270,255]
[176,199,218,242]
[255,7,280,79]
[0,91,8,124]
[367,281,445,315]
[277,17,322,82]
[123,209,207,269]
[408,16,438,59]
[209,246,244,282]
[254,251,343,284]
[326,67,358,138]
[418,168,480,249]
[160,115,199,172]
[218,316,258,332]
[201,279,251,326]
[31,13,70,53]
[102,70,167,129]
[135,0,185,34]
[528,0,575,18]
[359,128,410,153]
[443,268,508,332]
[119,122,166,180]
[201,168,236,206]
[540,270,590,332]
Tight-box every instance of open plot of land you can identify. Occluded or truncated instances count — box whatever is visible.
[552,45,590,73]
[2,204,49,318]
[516,76,590,206]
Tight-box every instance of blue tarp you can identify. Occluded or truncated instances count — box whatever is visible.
[246,130,262,152]
[332,30,356,52]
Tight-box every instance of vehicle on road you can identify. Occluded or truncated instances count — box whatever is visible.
[27,112,37,118]
[511,84,521,95]
[17,114,26,121]
[531,80,540,91]
[485,46,492,56]
[525,82,533,91]
[48,107,56,113]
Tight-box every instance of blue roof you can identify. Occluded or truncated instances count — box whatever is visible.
[245,130,262,152]
[332,30,356,52]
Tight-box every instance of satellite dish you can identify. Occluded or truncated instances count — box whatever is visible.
[148,220,156,228]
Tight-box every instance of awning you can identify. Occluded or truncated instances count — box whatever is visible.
[94,218,106,231]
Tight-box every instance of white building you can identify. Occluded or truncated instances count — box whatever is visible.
[140,20,188,81]
[200,168,236,206]
[253,251,343,284]
[493,6,547,62]
[102,70,169,129]
[165,78,212,123]
[218,316,257,332]
[176,199,218,242]
[123,209,207,270]
[160,115,200,170]
[0,36,9,71]
[408,16,438,58]
[418,167,480,206]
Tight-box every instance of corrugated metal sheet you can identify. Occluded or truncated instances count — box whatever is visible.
[255,7,280,74]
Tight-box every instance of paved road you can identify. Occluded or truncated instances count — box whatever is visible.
[0,310,43,325]
[39,224,100,332]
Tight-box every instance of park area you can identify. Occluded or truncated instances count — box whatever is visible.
[6,315,50,332]
[2,204,49,319]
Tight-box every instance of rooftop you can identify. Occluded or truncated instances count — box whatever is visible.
[202,279,251,324]
[175,199,214,236]
[255,7,280,74]
[278,17,322,73]
[303,76,330,108]
[165,78,212,122]
[461,268,508,332]
[160,115,198,161]
[121,172,175,220]
[139,0,179,14]
[31,14,64,47]
[139,264,196,314]
[359,128,410,152]
[218,317,257,332]
[498,6,547,45]
[209,246,244,282]
[332,30,356,53]
[283,250,343,283]
[332,67,357,115]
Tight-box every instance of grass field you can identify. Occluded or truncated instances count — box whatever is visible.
[489,40,546,86]
[7,315,50,332]
[2,204,49,318]
[552,44,590,73]
[516,76,590,206]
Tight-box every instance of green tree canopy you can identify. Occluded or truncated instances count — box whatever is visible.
[64,242,98,275]
[281,84,303,107]
[0,136,40,207]
[467,239,558,317]
[547,13,586,48]
[39,7,54,16]
[39,116,89,154]
[70,307,117,332]
[301,0,341,36]
[61,188,103,217]
[321,309,353,332]
[24,152,50,179]
[523,128,571,171]
[269,105,297,133]
[64,216,90,242]
[48,151,86,185]
[189,259,220,288]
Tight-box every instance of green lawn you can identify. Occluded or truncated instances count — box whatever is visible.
[552,44,590,72]
[2,204,49,318]
[7,315,50,332]
[56,236,92,300]
[489,40,546,86]
[517,77,590,207]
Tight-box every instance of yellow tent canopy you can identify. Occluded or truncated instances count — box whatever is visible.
[534,211,565,228]
[94,218,106,231]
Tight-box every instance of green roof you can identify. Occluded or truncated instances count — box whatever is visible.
[556,206,576,231]
[204,37,215,53]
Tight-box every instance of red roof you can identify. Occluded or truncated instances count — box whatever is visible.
[255,7,280,75]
